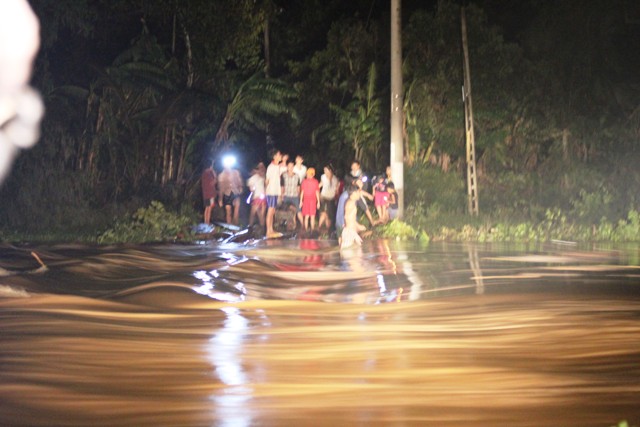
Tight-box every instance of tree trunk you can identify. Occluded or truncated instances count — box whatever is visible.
[161,126,169,185]
[180,16,194,88]
[171,11,176,55]
[177,127,186,183]
[562,128,569,161]
[168,126,176,182]
[213,113,232,152]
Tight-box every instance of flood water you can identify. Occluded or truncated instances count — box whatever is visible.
[1,238,640,426]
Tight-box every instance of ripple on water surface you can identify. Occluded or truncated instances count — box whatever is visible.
[1,240,639,426]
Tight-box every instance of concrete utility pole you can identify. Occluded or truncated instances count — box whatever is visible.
[461,7,479,215]
[390,0,404,219]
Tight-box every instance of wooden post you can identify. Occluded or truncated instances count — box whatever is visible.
[461,7,479,216]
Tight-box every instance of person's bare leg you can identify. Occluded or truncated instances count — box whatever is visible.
[366,209,375,226]
[289,206,297,228]
[225,205,232,224]
[232,199,240,225]
[248,204,256,226]
[266,207,275,235]
[318,212,326,229]
[204,204,212,224]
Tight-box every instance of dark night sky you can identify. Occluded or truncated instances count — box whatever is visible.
[33,0,640,87]
[40,0,444,86]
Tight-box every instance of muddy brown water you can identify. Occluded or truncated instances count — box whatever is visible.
[1,239,639,426]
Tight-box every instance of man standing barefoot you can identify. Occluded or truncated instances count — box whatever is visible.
[217,156,243,225]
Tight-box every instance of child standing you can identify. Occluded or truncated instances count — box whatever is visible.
[387,182,398,220]
[372,175,389,224]
[299,167,320,231]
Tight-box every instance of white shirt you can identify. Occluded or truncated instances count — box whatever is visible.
[247,173,265,200]
[320,174,339,199]
[265,162,282,196]
[218,168,243,195]
[293,164,307,183]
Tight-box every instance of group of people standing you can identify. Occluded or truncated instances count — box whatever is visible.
[262,150,340,238]
[200,149,397,247]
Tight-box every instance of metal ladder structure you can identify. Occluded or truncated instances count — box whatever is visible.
[461,7,479,216]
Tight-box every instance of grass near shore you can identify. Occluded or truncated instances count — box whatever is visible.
[3,200,640,246]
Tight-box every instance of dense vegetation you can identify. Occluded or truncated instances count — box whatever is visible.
[1,0,639,243]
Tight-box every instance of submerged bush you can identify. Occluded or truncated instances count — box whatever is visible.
[374,220,429,242]
[403,165,467,231]
[570,186,613,224]
[98,201,194,244]
[0,168,114,236]
[610,210,640,242]
[611,421,634,427]
[420,209,640,243]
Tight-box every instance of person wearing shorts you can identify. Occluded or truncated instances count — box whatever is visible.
[218,161,243,225]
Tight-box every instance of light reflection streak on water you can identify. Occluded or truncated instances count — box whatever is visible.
[208,306,253,427]
[192,269,246,303]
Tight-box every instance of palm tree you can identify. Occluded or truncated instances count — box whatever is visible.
[211,71,297,152]
[330,63,383,168]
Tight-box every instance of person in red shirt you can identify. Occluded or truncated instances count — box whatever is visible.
[201,164,217,224]
[299,167,320,231]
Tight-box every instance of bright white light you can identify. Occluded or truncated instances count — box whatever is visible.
[193,270,211,282]
[376,273,387,293]
[222,154,237,169]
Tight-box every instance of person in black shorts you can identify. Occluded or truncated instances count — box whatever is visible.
[217,156,243,225]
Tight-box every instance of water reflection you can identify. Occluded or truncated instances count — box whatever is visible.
[208,306,254,427]
[468,244,485,295]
